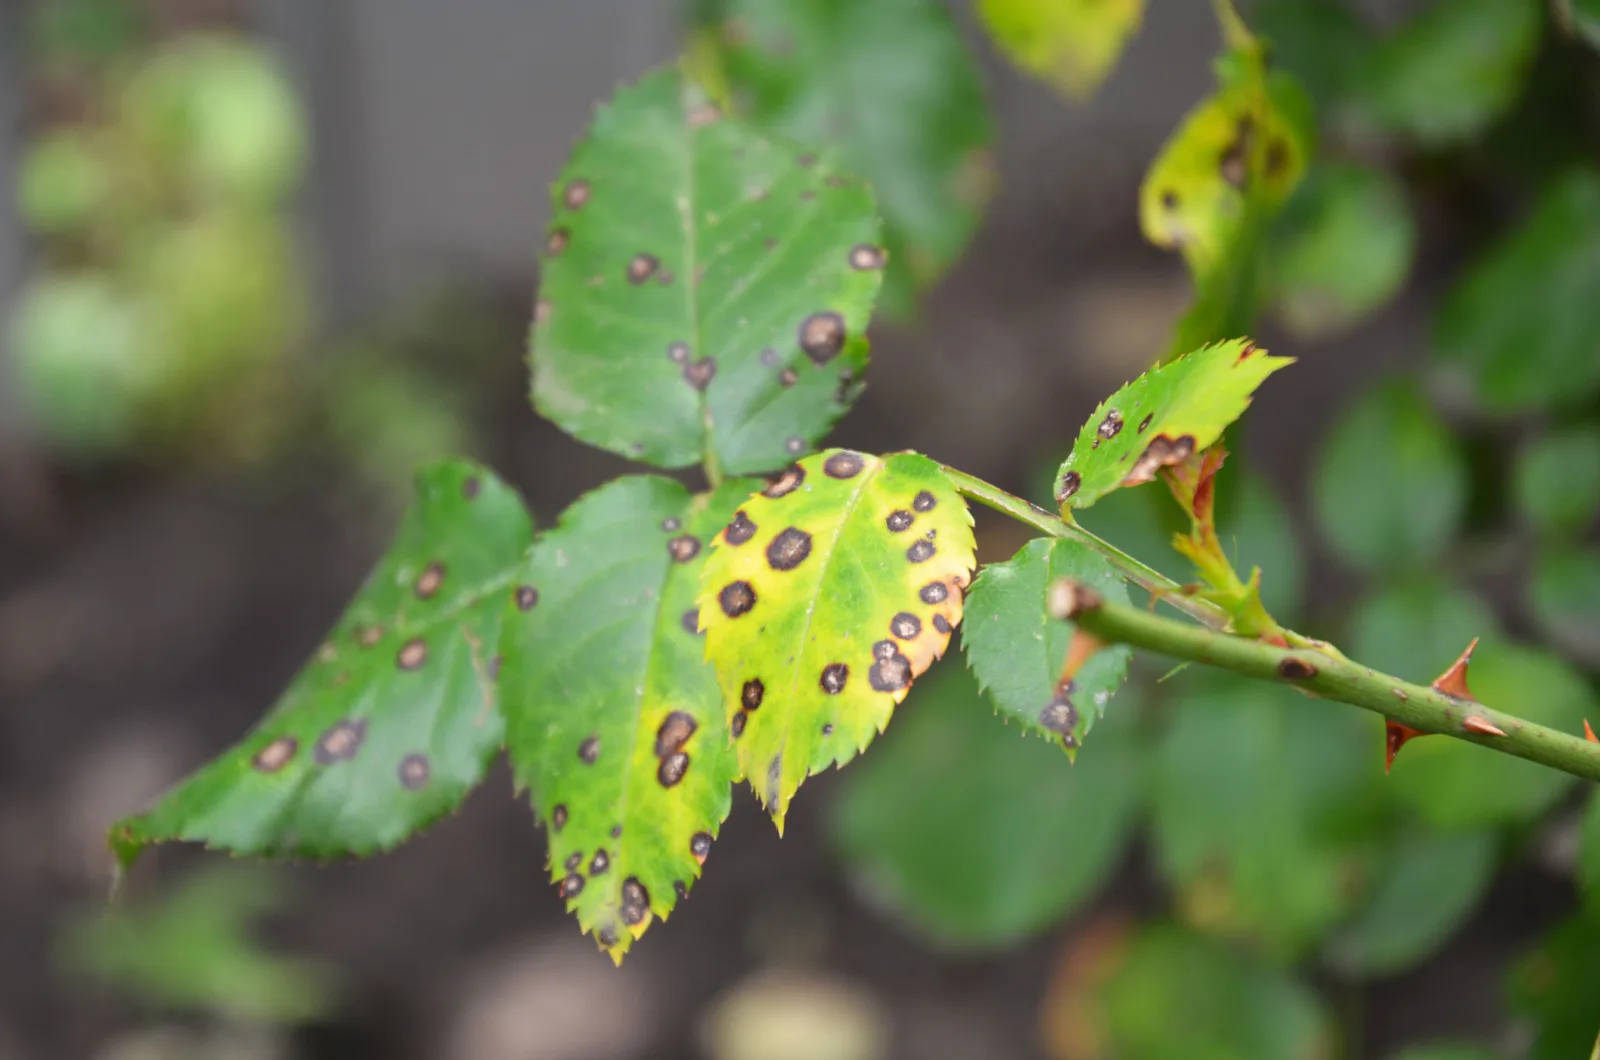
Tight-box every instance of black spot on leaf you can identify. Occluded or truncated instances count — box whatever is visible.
[820,663,849,694]
[621,878,650,925]
[668,535,702,563]
[920,582,949,605]
[578,735,600,764]
[765,464,806,498]
[799,312,846,364]
[742,679,765,710]
[906,539,936,563]
[658,752,691,787]
[824,451,864,479]
[655,711,699,757]
[725,510,758,546]
[251,736,297,773]
[719,581,756,617]
[766,527,813,570]
[890,612,921,640]
[627,253,659,284]
[515,585,540,611]
[561,874,584,899]
[315,719,367,765]
[886,510,913,532]
[397,638,428,671]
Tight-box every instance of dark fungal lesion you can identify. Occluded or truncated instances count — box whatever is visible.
[718,580,757,617]
[799,312,847,364]
[667,535,702,562]
[396,638,428,670]
[766,527,813,571]
[724,510,758,546]
[905,539,936,563]
[578,735,601,764]
[621,878,651,926]
[315,719,367,764]
[251,736,297,773]
[823,450,864,479]
[764,464,805,498]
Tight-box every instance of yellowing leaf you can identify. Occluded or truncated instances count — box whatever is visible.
[697,450,976,829]
[978,0,1145,100]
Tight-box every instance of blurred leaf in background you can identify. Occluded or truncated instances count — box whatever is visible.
[1528,547,1600,668]
[1435,170,1600,413]
[1267,162,1416,338]
[1509,913,1600,1060]
[977,0,1144,100]
[831,664,1143,950]
[1251,0,1372,115]
[1312,380,1468,574]
[1347,578,1501,681]
[1362,0,1540,147]
[58,866,334,1025]
[690,0,994,316]
[1513,424,1600,539]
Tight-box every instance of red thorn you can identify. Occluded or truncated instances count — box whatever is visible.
[1461,715,1506,737]
[1586,720,1597,744]
[1430,637,1480,700]
[1385,721,1426,774]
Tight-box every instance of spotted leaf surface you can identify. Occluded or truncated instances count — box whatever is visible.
[694,0,994,315]
[1053,339,1292,512]
[978,0,1145,100]
[110,462,533,867]
[1140,47,1312,277]
[962,537,1131,754]
[697,450,976,829]
[531,67,884,475]
[500,475,751,962]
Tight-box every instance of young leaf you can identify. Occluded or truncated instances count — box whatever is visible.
[692,0,994,314]
[962,537,1131,752]
[110,461,533,867]
[1435,170,1600,412]
[1364,0,1539,147]
[697,449,976,830]
[1052,338,1292,512]
[500,475,753,963]
[1268,163,1417,338]
[830,663,1144,950]
[1312,379,1467,572]
[977,0,1145,100]
[530,67,884,475]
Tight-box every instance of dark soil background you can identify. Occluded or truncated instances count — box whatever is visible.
[0,1,1585,1058]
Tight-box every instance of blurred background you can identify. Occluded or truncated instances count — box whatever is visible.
[2,0,1599,1058]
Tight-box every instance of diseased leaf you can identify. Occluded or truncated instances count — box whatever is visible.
[831,663,1143,950]
[1435,170,1600,412]
[111,461,532,867]
[1513,424,1600,538]
[531,67,884,475]
[1053,339,1292,512]
[698,449,976,830]
[1528,546,1600,666]
[962,537,1131,752]
[977,0,1144,100]
[1151,670,1382,959]
[1269,163,1416,338]
[1312,380,1467,572]
[1364,0,1539,147]
[1391,643,1596,830]
[1325,829,1498,976]
[693,0,994,314]
[1510,914,1600,1060]
[500,475,753,962]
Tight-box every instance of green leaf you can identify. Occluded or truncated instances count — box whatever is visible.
[1364,0,1539,147]
[962,537,1131,753]
[1391,643,1596,830]
[829,662,1143,950]
[1252,0,1374,111]
[698,449,977,830]
[1089,924,1333,1060]
[1577,789,1600,916]
[1510,914,1600,1060]
[1348,578,1501,681]
[977,0,1145,100]
[1529,546,1600,666]
[1053,339,1293,512]
[693,0,994,314]
[1268,163,1416,338]
[1513,424,1600,538]
[1151,670,1382,958]
[1312,379,1467,572]
[1435,170,1600,412]
[500,474,753,962]
[1571,0,1600,50]
[1325,829,1498,976]
[530,67,884,475]
[58,866,333,1023]
[111,461,533,867]
[1391,1047,1504,1060]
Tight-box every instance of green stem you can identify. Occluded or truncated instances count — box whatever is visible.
[1053,581,1600,784]
[939,465,1232,630]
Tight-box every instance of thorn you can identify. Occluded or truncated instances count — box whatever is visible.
[1586,720,1597,743]
[1431,637,1479,700]
[1461,715,1506,737]
[1385,720,1426,774]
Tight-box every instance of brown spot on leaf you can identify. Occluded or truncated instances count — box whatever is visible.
[552,804,568,831]
[890,612,921,639]
[681,608,701,634]
[869,649,912,692]
[1056,471,1082,503]
[564,852,582,872]
[1097,410,1124,441]
[932,613,951,635]
[1122,434,1195,487]
[563,180,590,210]
[906,539,936,563]
[627,253,659,284]
[765,464,806,498]
[849,244,885,270]
[725,511,758,546]
[668,535,702,563]
[621,878,650,925]
[799,312,847,364]
[731,711,748,737]
[820,663,848,694]
[824,450,864,479]
[683,357,717,391]
[315,719,368,764]
[667,341,691,365]
[1161,189,1179,210]
[515,585,539,611]
[578,735,600,764]
[742,679,765,710]
[357,624,384,648]
[766,527,813,570]
[886,510,913,532]
[719,580,756,617]
[1138,413,1153,433]
[397,638,428,671]
[561,874,584,899]
[912,490,937,512]
[398,753,430,789]
[590,849,610,876]
[920,582,949,605]
[1039,693,1078,736]
[252,736,297,773]
[797,152,817,167]
[655,711,698,757]
[546,228,569,255]
[414,561,446,599]
[691,832,712,864]
[778,367,798,388]
[658,752,691,787]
